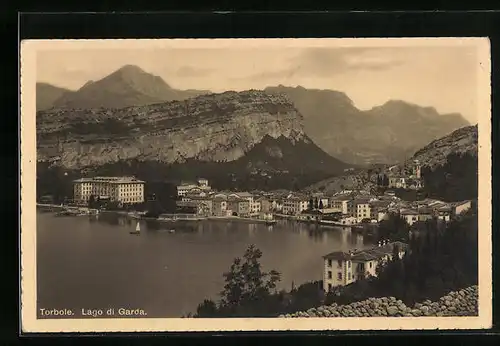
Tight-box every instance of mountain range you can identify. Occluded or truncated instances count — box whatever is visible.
[36,65,210,110]
[36,64,473,187]
[264,86,470,165]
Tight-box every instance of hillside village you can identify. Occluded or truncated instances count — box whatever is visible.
[171,174,472,227]
[63,149,472,228]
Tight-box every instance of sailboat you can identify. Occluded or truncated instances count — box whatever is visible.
[130,221,141,235]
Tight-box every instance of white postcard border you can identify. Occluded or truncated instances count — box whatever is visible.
[20,38,492,333]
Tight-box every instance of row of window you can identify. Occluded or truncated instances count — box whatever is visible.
[327,271,352,281]
[327,259,345,268]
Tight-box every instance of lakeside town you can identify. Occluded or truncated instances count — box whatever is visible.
[37,156,475,297]
[38,158,473,230]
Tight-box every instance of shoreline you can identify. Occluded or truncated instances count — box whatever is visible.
[37,203,365,229]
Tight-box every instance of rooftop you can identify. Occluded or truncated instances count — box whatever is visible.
[229,192,253,198]
[323,241,408,262]
[330,195,353,201]
[227,196,248,203]
[369,200,391,208]
[73,176,145,184]
[352,198,371,205]
[417,207,433,214]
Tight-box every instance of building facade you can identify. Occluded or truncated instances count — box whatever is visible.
[347,199,372,223]
[227,197,250,217]
[212,197,228,217]
[388,176,407,189]
[322,241,407,292]
[229,192,258,215]
[282,196,309,215]
[73,176,145,205]
[329,195,353,214]
[256,197,272,213]
[177,178,211,197]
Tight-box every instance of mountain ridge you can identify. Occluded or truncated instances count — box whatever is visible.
[40,65,211,110]
[264,85,470,165]
[36,83,72,111]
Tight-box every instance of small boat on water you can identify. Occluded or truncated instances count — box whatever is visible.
[130,222,141,235]
[55,210,80,217]
[168,229,175,234]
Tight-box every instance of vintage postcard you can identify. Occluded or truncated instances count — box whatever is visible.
[20,38,492,333]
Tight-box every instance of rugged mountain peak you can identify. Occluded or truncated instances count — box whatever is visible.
[106,64,172,89]
[266,86,472,165]
[48,65,208,109]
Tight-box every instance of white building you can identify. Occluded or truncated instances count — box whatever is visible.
[347,199,372,223]
[282,196,309,215]
[176,183,198,197]
[198,178,209,187]
[322,241,407,291]
[177,178,211,197]
[388,176,407,189]
[73,176,145,205]
[400,209,419,226]
[228,192,261,215]
[329,195,352,214]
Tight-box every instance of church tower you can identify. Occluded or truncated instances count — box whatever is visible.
[414,160,421,179]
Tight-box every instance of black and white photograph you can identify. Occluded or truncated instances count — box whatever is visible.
[20,38,491,332]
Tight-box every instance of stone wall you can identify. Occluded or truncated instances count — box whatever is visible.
[279,286,478,318]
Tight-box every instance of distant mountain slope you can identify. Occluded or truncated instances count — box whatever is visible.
[411,124,478,169]
[417,125,478,202]
[51,65,211,109]
[36,83,71,111]
[303,125,478,197]
[264,86,471,165]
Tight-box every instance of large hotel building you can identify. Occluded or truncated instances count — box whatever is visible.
[73,176,145,205]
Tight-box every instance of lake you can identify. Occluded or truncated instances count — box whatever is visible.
[36,211,373,318]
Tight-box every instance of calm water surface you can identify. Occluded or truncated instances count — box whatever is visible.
[37,211,373,317]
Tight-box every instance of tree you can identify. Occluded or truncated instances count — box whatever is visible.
[314,198,319,209]
[195,299,219,317]
[319,200,324,209]
[377,213,409,243]
[219,244,281,316]
[308,199,314,210]
[383,174,389,187]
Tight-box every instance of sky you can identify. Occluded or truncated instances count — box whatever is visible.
[36,42,481,123]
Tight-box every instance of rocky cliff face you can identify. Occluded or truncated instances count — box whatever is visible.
[36,90,312,170]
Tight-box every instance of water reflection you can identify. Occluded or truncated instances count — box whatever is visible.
[37,212,375,317]
[94,214,368,246]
